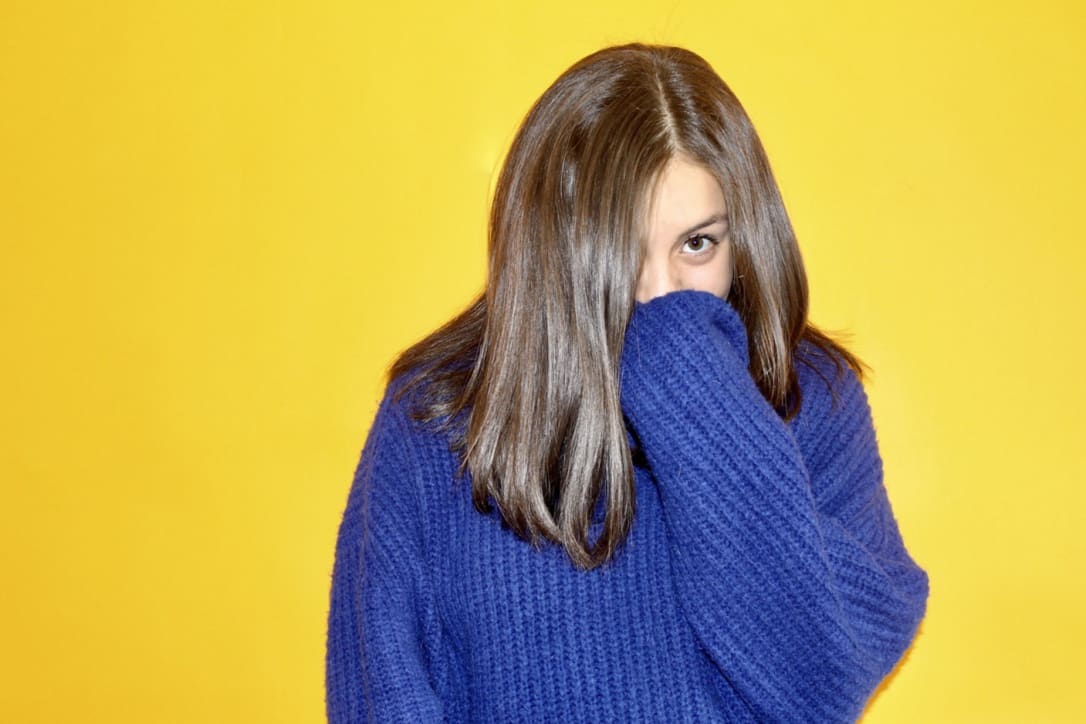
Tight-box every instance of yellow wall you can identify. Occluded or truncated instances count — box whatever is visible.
[2,1,1083,721]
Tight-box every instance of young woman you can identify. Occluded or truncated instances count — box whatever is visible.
[326,42,929,722]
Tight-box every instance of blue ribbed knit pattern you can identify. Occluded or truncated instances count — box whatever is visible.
[326,289,929,723]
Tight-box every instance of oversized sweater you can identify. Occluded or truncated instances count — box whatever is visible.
[325,289,930,723]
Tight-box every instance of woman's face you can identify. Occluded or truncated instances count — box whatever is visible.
[635,153,733,304]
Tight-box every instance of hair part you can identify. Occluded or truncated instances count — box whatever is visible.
[387,42,867,571]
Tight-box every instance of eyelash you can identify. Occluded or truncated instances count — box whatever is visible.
[682,234,719,255]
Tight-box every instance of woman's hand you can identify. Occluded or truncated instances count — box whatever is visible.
[618,289,756,453]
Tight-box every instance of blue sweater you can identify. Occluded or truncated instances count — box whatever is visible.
[325,289,929,723]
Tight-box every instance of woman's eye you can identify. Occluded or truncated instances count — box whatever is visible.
[682,234,717,254]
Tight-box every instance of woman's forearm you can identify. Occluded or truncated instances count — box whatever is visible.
[620,289,929,722]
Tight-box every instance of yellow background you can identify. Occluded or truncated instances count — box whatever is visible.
[2,1,1083,721]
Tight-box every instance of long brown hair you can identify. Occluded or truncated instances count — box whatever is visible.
[387,42,867,570]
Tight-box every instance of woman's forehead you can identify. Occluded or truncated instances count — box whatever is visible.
[643,156,728,240]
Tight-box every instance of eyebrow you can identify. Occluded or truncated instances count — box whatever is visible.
[677,213,729,240]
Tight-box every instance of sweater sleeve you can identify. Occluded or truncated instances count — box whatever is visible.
[325,383,445,723]
[619,289,929,723]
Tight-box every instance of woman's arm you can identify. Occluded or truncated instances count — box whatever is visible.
[620,290,929,723]
[325,384,444,723]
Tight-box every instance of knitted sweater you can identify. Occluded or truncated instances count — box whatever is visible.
[325,289,929,723]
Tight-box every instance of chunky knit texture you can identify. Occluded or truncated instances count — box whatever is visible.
[325,289,929,723]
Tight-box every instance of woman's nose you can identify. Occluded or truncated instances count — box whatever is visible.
[636,263,680,303]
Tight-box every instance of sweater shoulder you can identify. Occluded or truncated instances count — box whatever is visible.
[372,372,456,461]
[793,338,868,420]
[343,374,461,565]
[789,340,877,488]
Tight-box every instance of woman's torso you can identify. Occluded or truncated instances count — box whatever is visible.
[407,418,760,723]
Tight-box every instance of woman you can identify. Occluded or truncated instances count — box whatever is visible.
[326,42,929,723]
